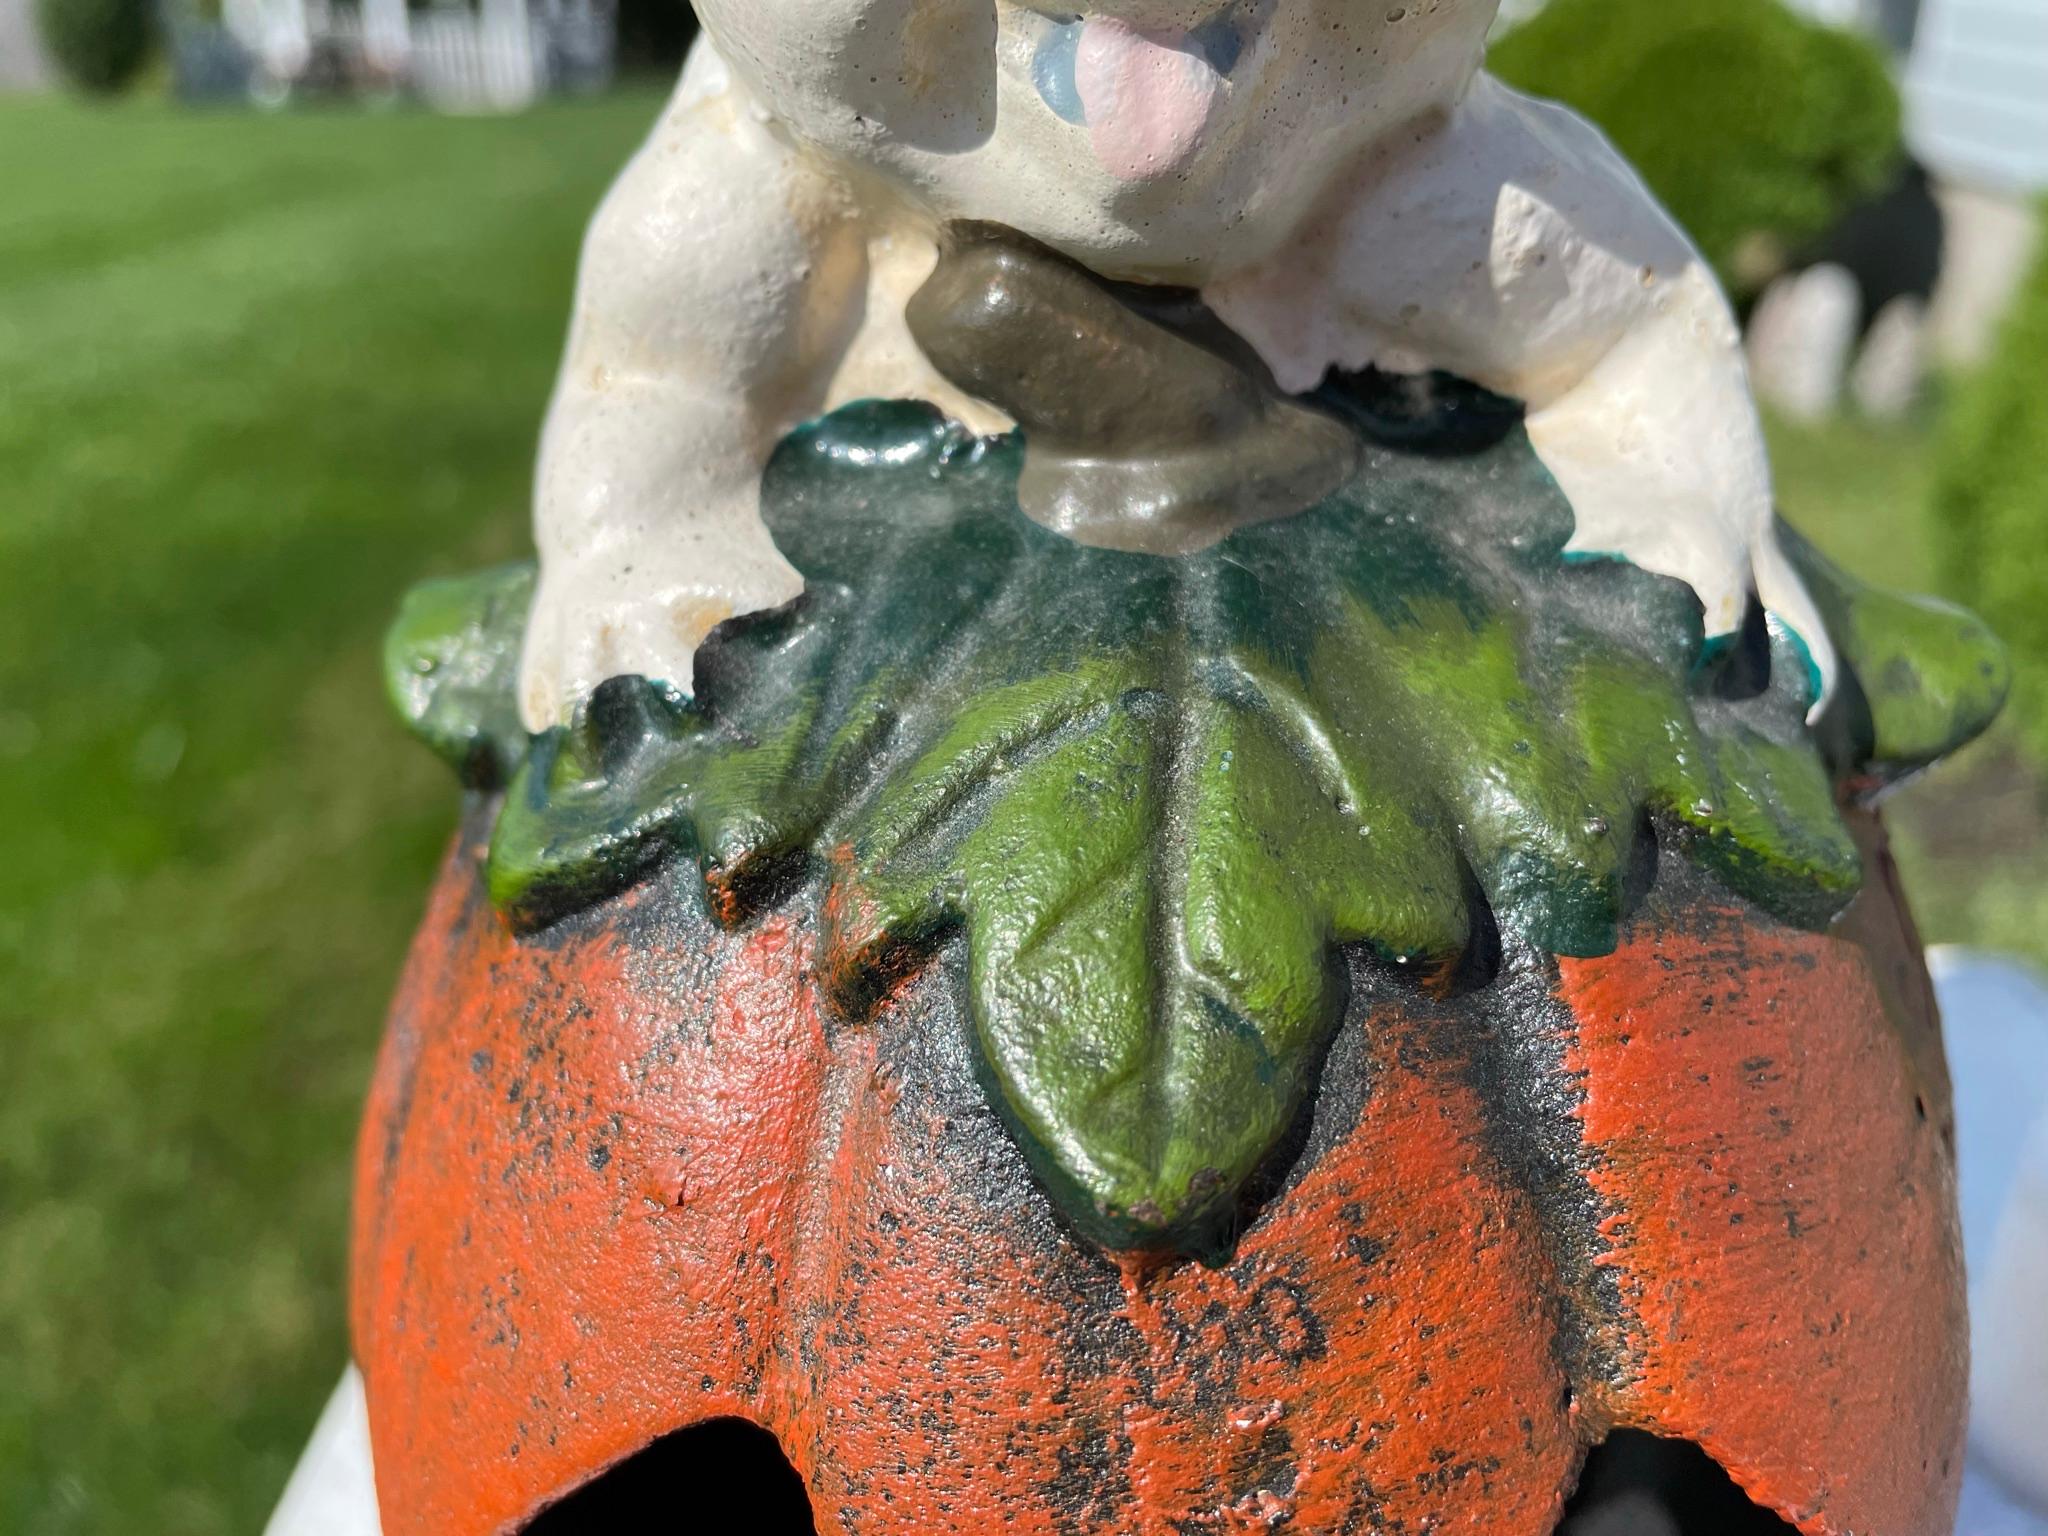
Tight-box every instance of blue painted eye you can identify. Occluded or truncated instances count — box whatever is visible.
[1033,20,1088,125]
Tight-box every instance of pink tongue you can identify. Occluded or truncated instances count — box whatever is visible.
[1074,18,1222,181]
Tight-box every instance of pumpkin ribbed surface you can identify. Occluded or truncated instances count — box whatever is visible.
[352,808,1963,1535]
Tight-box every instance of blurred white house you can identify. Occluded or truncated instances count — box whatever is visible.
[1904,0,2048,363]
[0,0,616,107]
[191,0,614,110]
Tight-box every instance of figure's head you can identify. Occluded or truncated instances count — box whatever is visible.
[693,0,1502,280]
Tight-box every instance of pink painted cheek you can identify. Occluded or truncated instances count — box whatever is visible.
[1074,18,1223,182]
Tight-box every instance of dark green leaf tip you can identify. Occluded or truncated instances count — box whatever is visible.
[487,675,710,930]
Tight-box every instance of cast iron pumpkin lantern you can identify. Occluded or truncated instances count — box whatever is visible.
[354,238,2006,1535]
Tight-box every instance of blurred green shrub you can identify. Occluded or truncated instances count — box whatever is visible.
[1936,219,2048,758]
[1490,0,1902,297]
[36,0,156,92]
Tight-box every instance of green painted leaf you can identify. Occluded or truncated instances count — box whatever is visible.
[384,561,535,791]
[483,399,1868,1252]
[1781,520,2010,791]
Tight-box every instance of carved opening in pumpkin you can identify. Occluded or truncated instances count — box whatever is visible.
[520,1418,818,1534]
[1558,1431,1798,1535]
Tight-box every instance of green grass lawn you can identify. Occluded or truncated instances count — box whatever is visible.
[0,91,663,1535]
[1,90,2041,1535]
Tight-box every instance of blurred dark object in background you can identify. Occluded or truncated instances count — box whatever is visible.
[35,0,154,91]
[1806,159,1946,340]
[615,0,694,77]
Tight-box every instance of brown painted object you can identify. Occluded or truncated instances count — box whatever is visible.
[905,222,1361,553]
[352,805,1965,1535]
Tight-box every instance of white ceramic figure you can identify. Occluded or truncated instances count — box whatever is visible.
[515,0,1833,729]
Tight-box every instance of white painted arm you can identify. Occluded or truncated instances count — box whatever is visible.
[520,44,869,729]
[1209,76,1832,692]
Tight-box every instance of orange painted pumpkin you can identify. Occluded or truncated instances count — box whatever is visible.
[352,802,1965,1535]
[351,349,2011,1532]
